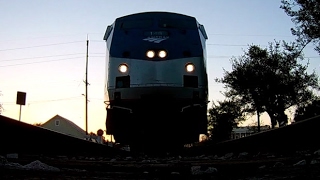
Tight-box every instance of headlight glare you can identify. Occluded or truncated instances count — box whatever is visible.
[158,50,167,58]
[146,50,155,58]
[186,63,195,72]
[118,64,128,73]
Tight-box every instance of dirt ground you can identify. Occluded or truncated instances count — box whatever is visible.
[1,155,320,180]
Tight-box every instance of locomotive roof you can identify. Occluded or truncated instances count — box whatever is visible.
[115,11,196,21]
[103,11,205,41]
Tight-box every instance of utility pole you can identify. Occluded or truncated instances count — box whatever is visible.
[85,35,89,135]
[257,110,260,132]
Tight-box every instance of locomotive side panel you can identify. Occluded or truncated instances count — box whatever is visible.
[104,24,115,105]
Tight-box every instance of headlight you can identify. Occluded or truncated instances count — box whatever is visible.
[186,63,195,72]
[146,50,155,58]
[158,50,167,58]
[118,64,128,73]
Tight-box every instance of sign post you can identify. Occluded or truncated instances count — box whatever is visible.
[16,91,26,121]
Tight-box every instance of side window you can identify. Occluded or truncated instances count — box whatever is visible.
[199,24,208,39]
[103,25,113,40]
[55,120,60,126]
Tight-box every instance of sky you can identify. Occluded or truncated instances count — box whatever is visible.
[1,1,319,140]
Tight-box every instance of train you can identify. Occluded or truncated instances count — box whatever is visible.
[103,11,209,150]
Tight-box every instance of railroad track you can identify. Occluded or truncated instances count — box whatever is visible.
[1,115,320,179]
[1,150,320,179]
[185,115,320,157]
[0,115,129,158]
[2,114,319,158]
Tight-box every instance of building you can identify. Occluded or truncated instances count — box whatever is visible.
[231,125,270,139]
[41,115,105,144]
[41,114,87,139]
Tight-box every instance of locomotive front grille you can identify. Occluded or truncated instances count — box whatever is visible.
[183,75,198,88]
[116,76,130,88]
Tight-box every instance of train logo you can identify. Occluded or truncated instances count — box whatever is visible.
[143,36,169,43]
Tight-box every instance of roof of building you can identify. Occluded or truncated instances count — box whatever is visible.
[42,114,86,135]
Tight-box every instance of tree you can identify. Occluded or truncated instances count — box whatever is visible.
[294,98,320,122]
[281,0,320,54]
[208,98,246,142]
[217,41,319,128]
[0,91,3,115]
[33,123,43,126]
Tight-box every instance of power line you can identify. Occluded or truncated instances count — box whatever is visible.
[0,33,293,44]
[0,34,91,43]
[207,43,250,47]
[207,43,317,49]
[207,55,320,59]
[0,41,84,52]
[0,53,84,62]
[0,53,103,62]
[207,33,293,37]
[0,56,83,67]
[1,54,318,67]
[28,96,83,104]
[1,96,83,105]
[90,40,105,42]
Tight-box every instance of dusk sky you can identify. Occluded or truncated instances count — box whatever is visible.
[1,1,319,139]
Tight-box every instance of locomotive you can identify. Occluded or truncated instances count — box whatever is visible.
[103,12,208,149]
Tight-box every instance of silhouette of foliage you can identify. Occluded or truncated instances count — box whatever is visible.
[294,98,320,122]
[0,91,3,115]
[208,99,246,142]
[216,41,319,128]
[281,0,320,54]
[33,123,43,126]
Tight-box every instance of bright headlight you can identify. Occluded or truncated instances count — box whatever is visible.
[158,50,167,58]
[186,63,195,72]
[146,50,155,58]
[118,64,128,73]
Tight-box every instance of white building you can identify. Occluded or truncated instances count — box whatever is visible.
[41,114,86,139]
[231,125,270,139]
[41,114,104,143]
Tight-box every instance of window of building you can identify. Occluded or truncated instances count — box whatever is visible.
[55,120,60,126]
